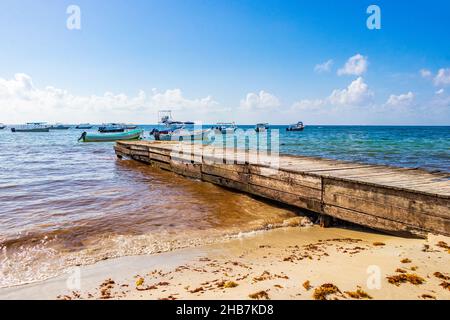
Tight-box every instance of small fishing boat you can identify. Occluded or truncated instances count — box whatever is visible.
[255,123,269,133]
[213,122,237,135]
[123,124,138,130]
[98,123,125,133]
[78,129,143,142]
[150,110,208,141]
[150,128,211,141]
[0,123,6,130]
[76,123,93,129]
[158,110,195,129]
[11,123,50,132]
[286,121,305,132]
[50,124,71,130]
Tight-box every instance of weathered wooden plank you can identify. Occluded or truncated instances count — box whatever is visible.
[130,149,150,157]
[202,164,249,183]
[129,144,150,152]
[114,145,131,156]
[149,152,171,164]
[325,193,449,234]
[170,161,202,179]
[249,165,322,190]
[202,173,248,193]
[149,159,171,171]
[322,205,429,237]
[248,174,322,199]
[323,179,449,218]
[148,146,174,157]
[131,155,151,164]
[248,184,322,213]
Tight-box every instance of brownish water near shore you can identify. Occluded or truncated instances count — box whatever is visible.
[0,130,298,287]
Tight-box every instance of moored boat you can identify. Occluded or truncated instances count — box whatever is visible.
[75,123,93,129]
[286,121,305,132]
[150,128,211,141]
[50,124,71,130]
[255,123,269,132]
[78,129,143,142]
[213,122,237,135]
[98,123,125,133]
[11,123,50,132]
[123,124,138,130]
[151,110,208,141]
[0,123,6,130]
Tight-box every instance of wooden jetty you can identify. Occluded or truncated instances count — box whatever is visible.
[115,141,450,237]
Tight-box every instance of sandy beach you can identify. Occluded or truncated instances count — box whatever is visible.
[1,224,448,300]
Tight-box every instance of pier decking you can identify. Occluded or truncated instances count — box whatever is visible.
[115,141,450,237]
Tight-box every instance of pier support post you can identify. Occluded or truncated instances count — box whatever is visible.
[318,214,332,228]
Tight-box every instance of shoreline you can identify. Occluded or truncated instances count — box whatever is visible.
[2,225,449,300]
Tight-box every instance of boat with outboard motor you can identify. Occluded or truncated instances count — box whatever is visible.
[255,123,269,133]
[150,110,210,141]
[213,122,237,135]
[78,129,143,142]
[286,121,305,131]
[150,128,210,141]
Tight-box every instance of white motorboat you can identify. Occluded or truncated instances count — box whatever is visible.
[255,123,269,132]
[213,122,237,135]
[151,128,211,141]
[11,122,50,132]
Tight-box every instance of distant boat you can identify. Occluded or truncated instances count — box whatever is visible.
[50,124,70,130]
[76,123,93,129]
[123,124,138,130]
[150,128,211,141]
[98,123,125,133]
[255,123,269,133]
[151,110,208,141]
[286,122,305,132]
[0,123,6,130]
[78,129,143,142]
[11,122,50,132]
[213,122,237,135]
[158,110,195,130]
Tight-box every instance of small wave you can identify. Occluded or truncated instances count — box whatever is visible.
[0,215,313,288]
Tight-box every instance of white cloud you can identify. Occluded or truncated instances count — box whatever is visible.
[240,90,280,110]
[314,59,333,73]
[291,98,326,111]
[0,73,219,123]
[292,77,373,112]
[436,88,444,95]
[337,54,368,76]
[434,68,450,86]
[385,92,415,107]
[420,69,432,78]
[329,77,373,105]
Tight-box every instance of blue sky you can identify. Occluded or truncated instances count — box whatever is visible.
[0,0,449,124]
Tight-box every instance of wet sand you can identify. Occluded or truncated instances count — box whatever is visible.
[1,225,449,300]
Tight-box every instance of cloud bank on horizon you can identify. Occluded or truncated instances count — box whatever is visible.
[2,59,448,125]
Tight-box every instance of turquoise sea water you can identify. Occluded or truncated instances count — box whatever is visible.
[0,125,449,287]
[275,125,450,173]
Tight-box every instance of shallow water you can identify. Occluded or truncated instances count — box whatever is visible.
[0,125,449,287]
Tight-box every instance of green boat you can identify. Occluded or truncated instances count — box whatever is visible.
[78,129,143,142]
